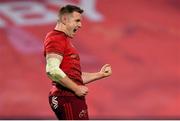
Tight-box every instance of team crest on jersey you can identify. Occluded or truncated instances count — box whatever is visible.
[79,109,88,118]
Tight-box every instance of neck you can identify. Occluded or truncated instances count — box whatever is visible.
[55,22,68,35]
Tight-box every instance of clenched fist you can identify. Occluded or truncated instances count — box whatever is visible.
[100,64,112,77]
[74,85,88,97]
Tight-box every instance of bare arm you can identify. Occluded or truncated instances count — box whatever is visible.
[82,64,112,84]
[46,53,88,96]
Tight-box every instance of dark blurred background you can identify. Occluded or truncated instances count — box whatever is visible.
[0,0,179,119]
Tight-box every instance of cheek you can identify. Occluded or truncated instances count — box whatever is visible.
[70,21,76,26]
[68,23,74,28]
[66,24,73,31]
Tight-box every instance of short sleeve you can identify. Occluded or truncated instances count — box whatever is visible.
[44,36,66,56]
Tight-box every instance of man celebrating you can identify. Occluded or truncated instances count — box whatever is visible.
[44,4,112,120]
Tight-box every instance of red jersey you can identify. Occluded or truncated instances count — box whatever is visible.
[44,30,84,87]
[45,31,88,119]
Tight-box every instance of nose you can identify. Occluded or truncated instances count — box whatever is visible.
[78,22,82,28]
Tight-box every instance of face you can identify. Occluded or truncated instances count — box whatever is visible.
[65,11,82,38]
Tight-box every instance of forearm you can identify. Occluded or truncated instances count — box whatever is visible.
[57,76,78,92]
[82,72,104,84]
[47,70,79,92]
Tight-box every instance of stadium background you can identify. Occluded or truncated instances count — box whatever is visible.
[0,0,179,119]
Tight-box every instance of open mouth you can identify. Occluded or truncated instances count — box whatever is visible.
[73,28,77,33]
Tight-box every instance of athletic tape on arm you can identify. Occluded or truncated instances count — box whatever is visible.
[46,57,66,82]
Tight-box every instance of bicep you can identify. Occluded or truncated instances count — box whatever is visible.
[45,53,66,82]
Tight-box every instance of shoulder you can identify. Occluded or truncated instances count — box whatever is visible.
[44,30,67,44]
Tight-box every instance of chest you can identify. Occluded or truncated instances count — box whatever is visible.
[64,41,80,61]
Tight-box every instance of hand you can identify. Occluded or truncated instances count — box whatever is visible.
[74,85,88,97]
[99,64,112,77]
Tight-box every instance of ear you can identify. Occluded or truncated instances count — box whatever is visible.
[61,15,67,25]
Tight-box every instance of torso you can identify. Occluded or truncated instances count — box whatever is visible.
[44,30,84,96]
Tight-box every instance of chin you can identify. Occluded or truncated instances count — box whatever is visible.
[69,34,74,38]
[71,33,76,38]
